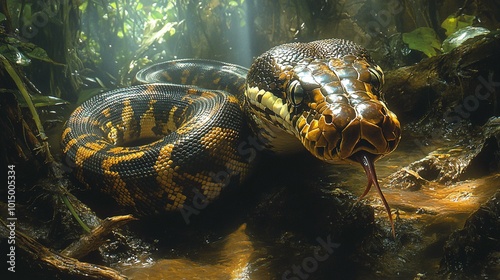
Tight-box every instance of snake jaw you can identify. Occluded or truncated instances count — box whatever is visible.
[354,151,395,238]
[296,101,401,165]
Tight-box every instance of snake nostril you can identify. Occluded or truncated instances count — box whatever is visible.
[354,139,377,153]
[387,139,398,151]
[316,147,325,157]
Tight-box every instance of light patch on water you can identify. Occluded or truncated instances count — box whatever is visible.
[119,224,257,280]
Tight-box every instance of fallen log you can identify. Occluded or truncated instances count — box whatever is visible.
[383,32,500,125]
[0,219,127,280]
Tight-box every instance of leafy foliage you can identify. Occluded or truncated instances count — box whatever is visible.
[402,14,485,57]
[78,0,249,86]
[0,34,64,66]
[402,27,441,57]
[78,0,179,79]
[441,14,475,37]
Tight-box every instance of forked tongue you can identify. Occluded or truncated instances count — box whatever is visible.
[354,151,395,238]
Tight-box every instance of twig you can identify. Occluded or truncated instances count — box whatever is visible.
[61,215,137,259]
[0,219,127,279]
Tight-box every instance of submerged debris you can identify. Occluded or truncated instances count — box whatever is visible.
[387,117,500,190]
[440,190,500,276]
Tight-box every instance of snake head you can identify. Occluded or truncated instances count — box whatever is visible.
[287,55,401,164]
[246,39,401,164]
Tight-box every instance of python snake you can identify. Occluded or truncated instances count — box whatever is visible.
[62,39,401,233]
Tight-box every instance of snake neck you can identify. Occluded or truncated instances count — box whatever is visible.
[241,96,304,155]
[244,86,304,154]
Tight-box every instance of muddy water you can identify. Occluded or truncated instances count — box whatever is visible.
[325,134,499,279]
[339,136,497,216]
[121,224,255,279]
[106,131,498,279]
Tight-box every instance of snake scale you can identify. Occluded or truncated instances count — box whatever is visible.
[61,39,401,232]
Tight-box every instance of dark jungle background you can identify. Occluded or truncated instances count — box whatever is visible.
[1,0,499,279]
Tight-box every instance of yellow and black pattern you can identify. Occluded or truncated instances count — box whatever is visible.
[135,59,248,96]
[62,39,402,218]
[62,81,251,215]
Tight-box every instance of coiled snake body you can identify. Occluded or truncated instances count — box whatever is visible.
[62,39,401,231]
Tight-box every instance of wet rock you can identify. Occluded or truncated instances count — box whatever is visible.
[442,26,491,53]
[387,117,500,190]
[440,190,500,276]
[247,184,374,243]
[245,165,379,278]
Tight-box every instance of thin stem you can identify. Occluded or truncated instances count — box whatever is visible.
[61,193,92,233]
[0,54,48,143]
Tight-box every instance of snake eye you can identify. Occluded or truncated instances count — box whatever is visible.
[289,80,305,106]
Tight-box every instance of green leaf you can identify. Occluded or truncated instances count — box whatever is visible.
[21,42,65,65]
[11,92,69,108]
[1,34,63,66]
[151,11,163,20]
[31,95,69,108]
[0,12,6,22]
[79,1,88,12]
[0,45,31,66]
[402,27,442,57]
[441,14,475,37]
